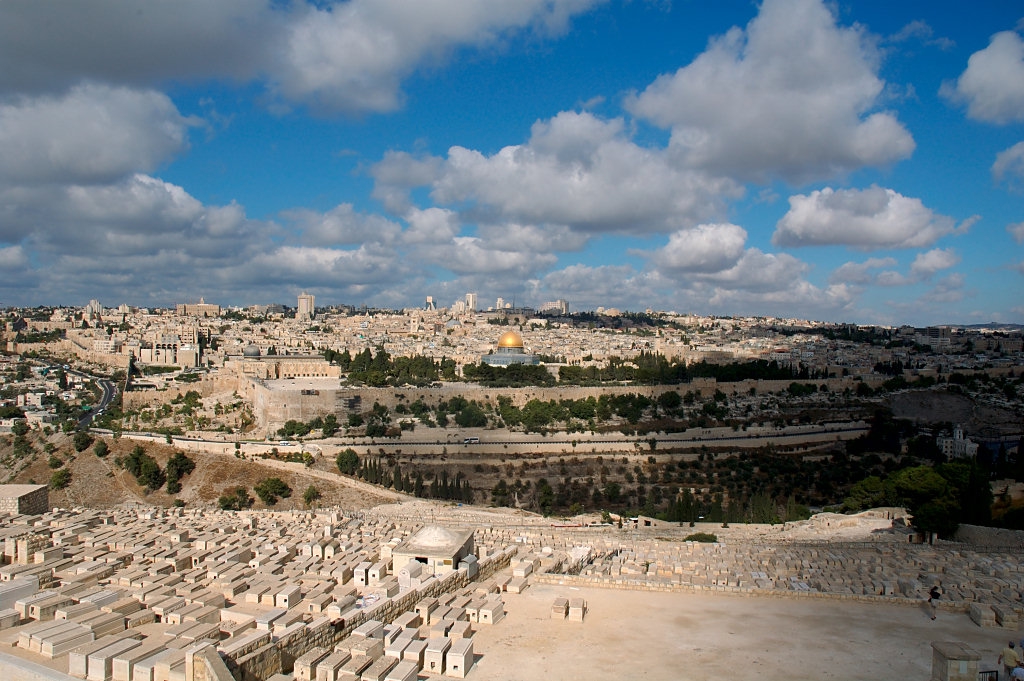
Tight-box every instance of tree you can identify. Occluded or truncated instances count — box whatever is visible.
[303,485,321,507]
[165,452,195,494]
[254,477,292,505]
[218,486,253,511]
[49,469,71,490]
[843,476,890,512]
[336,449,360,475]
[93,440,109,457]
[73,431,93,452]
[115,444,165,492]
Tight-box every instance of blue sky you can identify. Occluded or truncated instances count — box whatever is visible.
[0,0,1022,325]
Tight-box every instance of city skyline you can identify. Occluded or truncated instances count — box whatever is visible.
[1,1,1022,325]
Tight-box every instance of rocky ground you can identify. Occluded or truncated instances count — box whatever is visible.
[887,388,1023,436]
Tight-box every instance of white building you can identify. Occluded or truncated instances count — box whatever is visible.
[937,425,979,459]
[297,292,315,321]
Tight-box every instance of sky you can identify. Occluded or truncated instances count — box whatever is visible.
[0,0,1022,326]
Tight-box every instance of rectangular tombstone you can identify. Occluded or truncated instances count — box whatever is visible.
[402,640,426,667]
[360,655,398,681]
[445,637,473,679]
[930,641,981,681]
[295,646,331,681]
[314,651,351,681]
[383,659,420,681]
[86,638,143,681]
[423,637,451,675]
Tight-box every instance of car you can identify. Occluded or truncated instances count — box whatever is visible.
[279,441,291,446]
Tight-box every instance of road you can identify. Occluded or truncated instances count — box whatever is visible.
[75,371,116,430]
[105,420,869,462]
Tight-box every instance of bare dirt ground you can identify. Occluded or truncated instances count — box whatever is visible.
[471,582,1015,681]
[10,436,392,511]
[887,388,1022,435]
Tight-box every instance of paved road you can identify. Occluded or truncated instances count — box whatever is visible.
[75,372,116,430]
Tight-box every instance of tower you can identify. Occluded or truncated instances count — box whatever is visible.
[297,292,315,321]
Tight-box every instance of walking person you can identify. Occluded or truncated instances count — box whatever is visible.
[927,584,941,620]
[999,641,1020,681]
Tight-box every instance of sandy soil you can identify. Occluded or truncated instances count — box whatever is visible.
[469,582,1018,681]
[12,436,392,511]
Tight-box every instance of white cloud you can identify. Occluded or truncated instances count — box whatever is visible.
[692,249,809,292]
[370,151,444,213]
[240,245,402,287]
[430,111,740,233]
[650,223,747,273]
[285,203,402,247]
[0,0,602,115]
[921,272,966,303]
[476,222,588,253]
[942,30,1024,124]
[428,236,558,276]
[887,21,954,50]
[0,174,267,262]
[270,0,604,114]
[402,207,461,245]
[0,84,195,184]
[909,248,960,279]
[626,0,914,182]
[0,1,275,95]
[773,186,958,249]
[993,141,1024,188]
[829,257,898,285]
[0,244,27,269]
[1008,222,1024,244]
[539,264,657,310]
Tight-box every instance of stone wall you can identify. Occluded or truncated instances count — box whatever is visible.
[952,524,1024,549]
[250,375,874,433]
[122,373,244,412]
[0,486,48,516]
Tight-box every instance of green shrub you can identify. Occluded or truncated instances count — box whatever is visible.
[49,469,71,490]
[254,477,292,506]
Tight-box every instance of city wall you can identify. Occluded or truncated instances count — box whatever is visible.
[122,374,246,412]
[249,375,883,433]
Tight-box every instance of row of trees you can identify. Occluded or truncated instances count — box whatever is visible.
[335,449,473,502]
[324,345,829,389]
[277,414,340,438]
[324,347,457,386]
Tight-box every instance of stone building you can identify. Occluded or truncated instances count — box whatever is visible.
[391,526,474,577]
[0,484,48,516]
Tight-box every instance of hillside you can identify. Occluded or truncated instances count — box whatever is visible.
[0,431,393,511]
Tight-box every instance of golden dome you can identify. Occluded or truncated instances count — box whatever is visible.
[497,330,524,348]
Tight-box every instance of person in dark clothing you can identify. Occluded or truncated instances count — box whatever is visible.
[928,585,941,620]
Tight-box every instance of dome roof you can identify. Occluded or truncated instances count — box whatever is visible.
[242,345,261,357]
[497,330,524,348]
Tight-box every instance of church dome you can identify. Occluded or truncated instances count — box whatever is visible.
[242,345,261,358]
[497,330,524,348]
